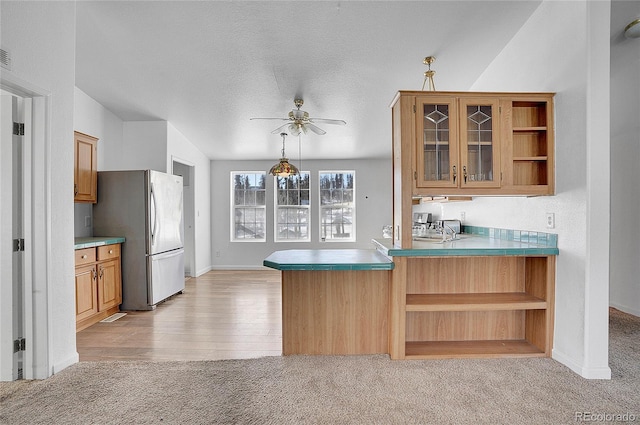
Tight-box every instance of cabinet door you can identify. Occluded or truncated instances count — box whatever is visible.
[415,96,459,189]
[75,265,98,322]
[98,259,122,311]
[459,98,501,188]
[74,131,98,203]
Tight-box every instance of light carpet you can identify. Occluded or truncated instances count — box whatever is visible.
[0,309,638,425]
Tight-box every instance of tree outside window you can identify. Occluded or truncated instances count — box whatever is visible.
[319,171,355,242]
[275,172,310,242]
[231,172,266,241]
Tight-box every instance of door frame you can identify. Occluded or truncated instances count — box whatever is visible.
[1,73,52,380]
[171,156,195,277]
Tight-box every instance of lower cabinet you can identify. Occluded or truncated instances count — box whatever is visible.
[75,244,122,331]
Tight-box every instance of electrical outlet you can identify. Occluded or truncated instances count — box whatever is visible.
[85,216,91,227]
[460,211,466,222]
[546,213,555,229]
[215,251,221,258]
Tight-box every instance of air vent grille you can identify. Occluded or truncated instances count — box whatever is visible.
[1,48,12,70]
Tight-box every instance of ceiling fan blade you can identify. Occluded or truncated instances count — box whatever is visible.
[306,123,327,135]
[309,118,346,125]
[270,123,291,134]
[250,117,290,121]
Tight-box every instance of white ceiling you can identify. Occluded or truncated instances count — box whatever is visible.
[75,1,541,161]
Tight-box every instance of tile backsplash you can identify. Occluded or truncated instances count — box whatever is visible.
[463,225,558,247]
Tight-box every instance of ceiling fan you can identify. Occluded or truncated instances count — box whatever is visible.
[250,99,346,136]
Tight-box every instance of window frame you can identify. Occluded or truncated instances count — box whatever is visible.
[273,171,311,243]
[230,171,267,242]
[318,170,356,243]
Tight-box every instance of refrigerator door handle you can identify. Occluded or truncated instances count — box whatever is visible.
[150,182,158,246]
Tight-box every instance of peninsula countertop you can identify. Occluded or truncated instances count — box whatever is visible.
[263,249,394,271]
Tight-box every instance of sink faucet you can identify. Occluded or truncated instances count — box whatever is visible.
[434,222,457,242]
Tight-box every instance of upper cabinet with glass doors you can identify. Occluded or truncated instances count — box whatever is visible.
[416,96,501,190]
[393,91,554,197]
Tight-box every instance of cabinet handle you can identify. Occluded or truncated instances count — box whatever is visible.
[81,254,87,259]
[92,269,97,280]
[452,166,457,183]
[99,267,104,279]
[74,183,78,197]
[463,166,468,183]
[108,249,113,254]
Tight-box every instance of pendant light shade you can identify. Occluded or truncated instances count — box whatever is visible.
[625,18,640,39]
[269,133,299,177]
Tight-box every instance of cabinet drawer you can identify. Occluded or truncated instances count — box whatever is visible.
[97,244,120,261]
[75,248,96,266]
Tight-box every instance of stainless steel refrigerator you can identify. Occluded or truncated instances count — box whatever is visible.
[93,170,185,310]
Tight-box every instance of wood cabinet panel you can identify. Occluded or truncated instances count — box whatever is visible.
[282,270,389,355]
[97,244,120,261]
[98,259,121,312]
[74,247,96,266]
[75,264,98,321]
[74,131,98,203]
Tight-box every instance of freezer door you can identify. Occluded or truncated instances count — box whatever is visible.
[147,249,185,305]
[147,170,184,255]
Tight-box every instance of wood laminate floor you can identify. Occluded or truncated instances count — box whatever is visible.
[76,270,283,361]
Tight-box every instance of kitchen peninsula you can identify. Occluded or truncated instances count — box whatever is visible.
[264,90,558,360]
[264,227,558,359]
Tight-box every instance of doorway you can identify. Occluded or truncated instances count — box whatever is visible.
[1,93,30,381]
[1,75,51,381]
[172,159,195,277]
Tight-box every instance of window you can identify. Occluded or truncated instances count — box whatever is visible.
[319,171,355,242]
[231,172,266,241]
[274,172,310,242]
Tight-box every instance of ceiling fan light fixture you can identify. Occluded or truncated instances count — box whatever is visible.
[269,133,299,177]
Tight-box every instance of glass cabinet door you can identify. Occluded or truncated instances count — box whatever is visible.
[459,98,501,188]
[415,97,458,188]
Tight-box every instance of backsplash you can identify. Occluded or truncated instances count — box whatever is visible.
[463,225,558,247]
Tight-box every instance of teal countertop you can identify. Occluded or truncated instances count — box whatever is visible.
[372,235,559,257]
[263,249,394,271]
[74,236,125,250]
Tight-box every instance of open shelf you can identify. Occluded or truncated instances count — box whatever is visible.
[513,161,548,185]
[405,340,546,359]
[406,293,547,311]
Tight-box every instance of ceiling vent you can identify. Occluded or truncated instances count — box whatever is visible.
[1,48,12,71]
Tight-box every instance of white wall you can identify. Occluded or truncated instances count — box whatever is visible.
[120,121,167,172]
[425,0,611,379]
[1,1,78,375]
[210,159,392,268]
[167,123,212,276]
[610,1,640,316]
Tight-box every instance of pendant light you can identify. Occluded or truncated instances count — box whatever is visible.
[269,132,299,177]
[625,18,640,39]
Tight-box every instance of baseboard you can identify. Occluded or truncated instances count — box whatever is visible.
[610,302,640,317]
[552,349,611,380]
[195,265,212,277]
[52,352,79,375]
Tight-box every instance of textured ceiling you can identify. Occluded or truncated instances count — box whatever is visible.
[75,1,541,160]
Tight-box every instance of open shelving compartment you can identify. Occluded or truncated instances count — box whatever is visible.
[403,256,554,359]
[509,100,553,190]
